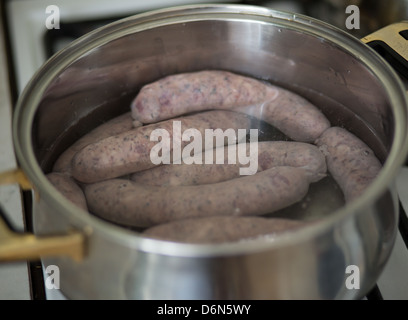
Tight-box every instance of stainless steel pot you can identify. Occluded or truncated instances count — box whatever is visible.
[1,4,408,299]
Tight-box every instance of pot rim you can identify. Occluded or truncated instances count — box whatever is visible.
[13,4,408,258]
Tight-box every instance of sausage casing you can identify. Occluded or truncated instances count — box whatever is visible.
[46,172,88,211]
[85,166,311,228]
[72,110,252,183]
[315,126,382,202]
[53,112,135,174]
[131,70,330,142]
[130,141,326,186]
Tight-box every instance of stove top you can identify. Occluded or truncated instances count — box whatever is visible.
[2,0,408,300]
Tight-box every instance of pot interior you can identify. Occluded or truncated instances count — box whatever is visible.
[20,6,406,229]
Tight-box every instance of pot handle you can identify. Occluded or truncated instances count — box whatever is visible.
[0,169,85,262]
[361,21,408,79]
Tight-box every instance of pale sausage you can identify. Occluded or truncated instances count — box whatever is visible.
[84,166,311,228]
[315,126,382,202]
[130,141,327,186]
[131,70,330,142]
[72,110,252,183]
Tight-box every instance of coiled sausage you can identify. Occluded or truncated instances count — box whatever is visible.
[131,70,330,142]
[315,126,382,202]
[130,141,326,186]
[85,166,311,228]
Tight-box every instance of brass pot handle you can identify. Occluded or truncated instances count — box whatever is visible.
[0,169,85,262]
[361,21,408,79]
[362,21,408,166]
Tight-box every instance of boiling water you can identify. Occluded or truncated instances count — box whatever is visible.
[246,113,344,222]
[248,85,386,222]
[45,80,387,231]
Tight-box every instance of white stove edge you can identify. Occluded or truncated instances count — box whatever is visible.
[0,4,31,300]
[378,167,408,299]
[7,0,237,94]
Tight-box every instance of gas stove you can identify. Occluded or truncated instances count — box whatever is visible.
[1,0,408,300]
